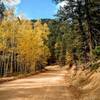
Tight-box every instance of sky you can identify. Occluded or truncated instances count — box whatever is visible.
[15,0,57,19]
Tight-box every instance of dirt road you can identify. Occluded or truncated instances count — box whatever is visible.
[0,66,74,100]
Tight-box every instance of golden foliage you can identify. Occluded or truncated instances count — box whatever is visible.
[17,20,50,70]
[0,19,50,74]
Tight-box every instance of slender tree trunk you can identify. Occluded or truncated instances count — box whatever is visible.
[77,0,89,63]
[85,0,94,60]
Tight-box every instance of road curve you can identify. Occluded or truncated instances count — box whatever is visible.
[0,66,74,100]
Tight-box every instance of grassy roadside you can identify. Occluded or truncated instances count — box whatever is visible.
[64,65,100,100]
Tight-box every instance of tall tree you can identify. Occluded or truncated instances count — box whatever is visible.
[53,0,100,62]
[0,0,5,21]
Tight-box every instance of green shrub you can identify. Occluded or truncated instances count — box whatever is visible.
[94,46,100,55]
